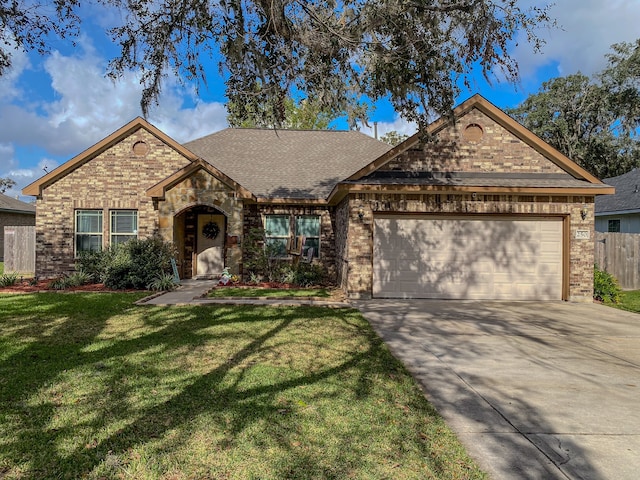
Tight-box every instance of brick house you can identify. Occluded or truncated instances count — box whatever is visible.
[23,95,613,301]
[0,193,36,261]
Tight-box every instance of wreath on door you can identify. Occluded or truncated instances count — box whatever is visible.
[202,221,220,240]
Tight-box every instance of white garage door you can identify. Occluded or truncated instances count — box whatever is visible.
[373,215,563,300]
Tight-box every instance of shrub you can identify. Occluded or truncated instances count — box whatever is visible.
[594,264,621,303]
[75,236,176,290]
[66,270,91,287]
[0,272,19,287]
[76,250,112,283]
[48,277,69,290]
[292,262,327,287]
[148,273,178,291]
[243,227,285,283]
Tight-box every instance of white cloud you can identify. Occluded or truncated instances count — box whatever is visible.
[360,115,418,140]
[513,0,640,79]
[0,35,229,187]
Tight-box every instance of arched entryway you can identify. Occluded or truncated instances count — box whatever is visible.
[173,205,227,279]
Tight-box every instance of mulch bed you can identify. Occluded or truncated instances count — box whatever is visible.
[0,279,142,294]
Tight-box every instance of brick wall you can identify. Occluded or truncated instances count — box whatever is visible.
[35,128,190,278]
[384,107,567,174]
[0,212,35,261]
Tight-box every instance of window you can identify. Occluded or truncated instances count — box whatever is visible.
[608,219,621,232]
[111,210,138,245]
[265,215,290,256]
[295,215,320,258]
[75,210,103,253]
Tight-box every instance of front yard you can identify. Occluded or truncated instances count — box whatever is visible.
[0,293,486,479]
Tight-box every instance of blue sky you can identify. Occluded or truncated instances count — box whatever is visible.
[2,0,640,201]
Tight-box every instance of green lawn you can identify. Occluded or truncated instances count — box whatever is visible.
[209,287,331,298]
[0,293,486,479]
[609,290,640,313]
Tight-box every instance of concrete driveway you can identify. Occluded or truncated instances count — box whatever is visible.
[355,300,640,480]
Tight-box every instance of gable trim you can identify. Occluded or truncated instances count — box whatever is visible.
[22,117,200,198]
[342,94,605,188]
[328,183,615,205]
[146,158,255,201]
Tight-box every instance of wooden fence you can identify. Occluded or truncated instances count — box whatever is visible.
[3,225,35,274]
[595,232,640,290]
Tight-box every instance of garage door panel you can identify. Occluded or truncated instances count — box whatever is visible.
[373,216,563,300]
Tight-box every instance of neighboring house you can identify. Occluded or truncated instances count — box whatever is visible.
[23,94,614,301]
[595,169,640,233]
[0,193,36,261]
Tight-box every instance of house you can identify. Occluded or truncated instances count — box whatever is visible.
[23,94,614,301]
[595,169,640,233]
[0,193,36,261]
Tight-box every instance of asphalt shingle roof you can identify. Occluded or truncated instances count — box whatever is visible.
[356,172,609,190]
[595,169,640,213]
[0,193,36,214]
[184,128,392,200]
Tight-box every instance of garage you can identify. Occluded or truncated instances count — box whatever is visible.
[373,215,564,300]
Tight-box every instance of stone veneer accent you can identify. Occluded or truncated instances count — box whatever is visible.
[342,193,594,302]
[158,168,244,277]
[35,128,190,278]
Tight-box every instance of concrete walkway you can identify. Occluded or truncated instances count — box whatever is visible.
[140,279,348,307]
[356,300,640,480]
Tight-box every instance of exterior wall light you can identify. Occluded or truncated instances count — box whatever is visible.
[358,208,365,220]
[581,206,588,220]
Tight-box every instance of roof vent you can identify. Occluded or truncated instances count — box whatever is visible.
[132,141,149,156]
[463,123,484,143]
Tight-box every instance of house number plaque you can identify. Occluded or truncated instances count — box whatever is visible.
[575,230,590,240]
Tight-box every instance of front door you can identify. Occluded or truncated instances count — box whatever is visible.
[195,214,225,277]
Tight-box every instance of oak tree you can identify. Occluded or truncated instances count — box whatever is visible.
[508,40,640,179]
[2,1,552,128]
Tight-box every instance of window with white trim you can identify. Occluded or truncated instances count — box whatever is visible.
[111,210,138,246]
[265,215,290,256]
[75,210,103,253]
[608,219,621,232]
[295,215,320,258]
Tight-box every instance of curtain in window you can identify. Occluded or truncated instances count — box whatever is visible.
[295,216,320,257]
[265,215,290,256]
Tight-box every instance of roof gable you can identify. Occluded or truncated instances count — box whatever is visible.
[23,117,199,197]
[146,158,255,201]
[346,94,605,184]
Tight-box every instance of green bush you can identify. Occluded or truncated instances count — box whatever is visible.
[147,272,178,291]
[0,272,19,287]
[243,227,285,283]
[594,264,621,303]
[76,236,175,290]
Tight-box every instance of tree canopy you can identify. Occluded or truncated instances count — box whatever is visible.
[0,177,16,194]
[507,39,640,179]
[227,94,338,129]
[1,1,552,128]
